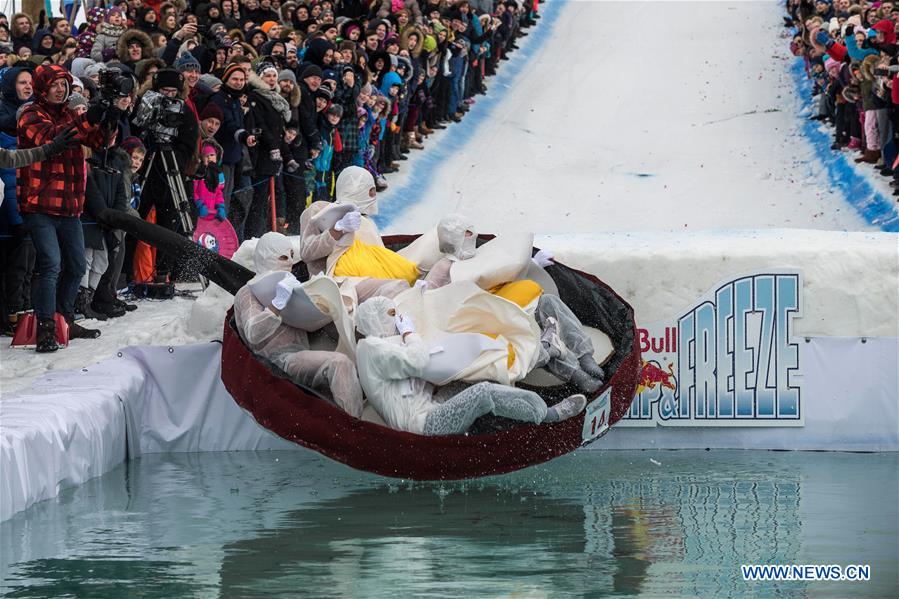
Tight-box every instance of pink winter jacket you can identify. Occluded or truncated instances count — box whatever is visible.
[193,179,225,220]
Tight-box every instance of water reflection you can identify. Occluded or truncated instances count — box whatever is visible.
[1,451,896,598]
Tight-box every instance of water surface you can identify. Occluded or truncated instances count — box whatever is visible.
[1,450,896,598]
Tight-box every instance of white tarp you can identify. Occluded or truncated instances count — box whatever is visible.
[117,343,297,456]
[0,343,296,523]
[0,359,136,522]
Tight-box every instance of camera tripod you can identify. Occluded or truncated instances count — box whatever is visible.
[143,144,194,236]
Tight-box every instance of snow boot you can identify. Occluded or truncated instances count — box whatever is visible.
[64,314,101,339]
[407,132,424,150]
[854,150,879,164]
[91,296,126,318]
[2,313,19,336]
[114,297,138,312]
[846,137,862,150]
[36,318,60,353]
[76,287,108,321]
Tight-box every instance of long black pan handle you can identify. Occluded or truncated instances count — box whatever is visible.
[97,208,254,295]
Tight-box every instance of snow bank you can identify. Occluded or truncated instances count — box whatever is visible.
[539,229,898,338]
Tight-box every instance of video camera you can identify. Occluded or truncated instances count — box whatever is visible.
[97,66,134,106]
[132,90,186,145]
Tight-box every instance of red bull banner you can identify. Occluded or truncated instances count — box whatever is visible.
[621,272,803,427]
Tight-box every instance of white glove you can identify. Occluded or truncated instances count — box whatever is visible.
[395,313,415,337]
[532,249,554,268]
[271,274,302,310]
[334,210,361,233]
[413,279,429,291]
[269,149,282,162]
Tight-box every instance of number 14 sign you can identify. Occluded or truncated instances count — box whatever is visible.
[581,387,611,445]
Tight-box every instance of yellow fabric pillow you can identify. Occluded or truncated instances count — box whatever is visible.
[490,279,543,309]
[334,239,419,284]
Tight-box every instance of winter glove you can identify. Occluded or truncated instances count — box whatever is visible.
[413,279,429,291]
[814,30,833,48]
[195,201,209,218]
[395,313,415,337]
[868,28,878,39]
[269,149,282,162]
[215,204,227,222]
[286,159,300,173]
[84,100,119,126]
[532,249,554,268]
[44,125,79,156]
[334,210,361,233]
[272,274,302,310]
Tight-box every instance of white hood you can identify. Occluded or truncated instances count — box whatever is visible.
[356,296,397,338]
[253,232,299,275]
[437,213,477,261]
[335,166,378,215]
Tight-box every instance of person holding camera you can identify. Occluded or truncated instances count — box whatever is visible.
[132,67,199,285]
[241,62,290,239]
[16,64,118,351]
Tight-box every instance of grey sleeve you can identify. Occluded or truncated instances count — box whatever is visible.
[0,145,49,169]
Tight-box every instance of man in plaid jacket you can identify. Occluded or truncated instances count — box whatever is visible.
[17,64,116,352]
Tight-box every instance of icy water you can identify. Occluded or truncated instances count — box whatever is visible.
[1,450,896,598]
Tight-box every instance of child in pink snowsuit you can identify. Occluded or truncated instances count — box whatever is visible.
[194,142,227,221]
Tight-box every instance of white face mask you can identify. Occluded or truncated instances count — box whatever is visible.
[335,165,378,215]
[253,232,297,273]
[437,213,477,261]
[457,233,476,260]
[356,296,397,338]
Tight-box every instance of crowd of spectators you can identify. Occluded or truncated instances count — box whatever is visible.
[0,0,541,351]
[789,0,899,194]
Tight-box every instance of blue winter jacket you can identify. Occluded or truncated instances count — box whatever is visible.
[379,71,403,96]
[209,89,246,165]
[0,66,31,235]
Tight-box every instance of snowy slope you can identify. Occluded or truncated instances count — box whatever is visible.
[378,0,882,234]
[1,293,199,395]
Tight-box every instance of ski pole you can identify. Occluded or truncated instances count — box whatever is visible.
[269,176,276,231]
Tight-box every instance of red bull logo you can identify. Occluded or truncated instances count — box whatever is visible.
[624,272,803,427]
[636,360,677,395]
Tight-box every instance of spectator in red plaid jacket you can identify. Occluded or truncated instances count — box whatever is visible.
[17,64,114,352]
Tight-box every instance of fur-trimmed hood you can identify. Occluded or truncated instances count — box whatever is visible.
[280,81,301,108]
[399,26,424,57]
[117,28,154,63]
[860,54,880,81]
[247,72,292,122]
